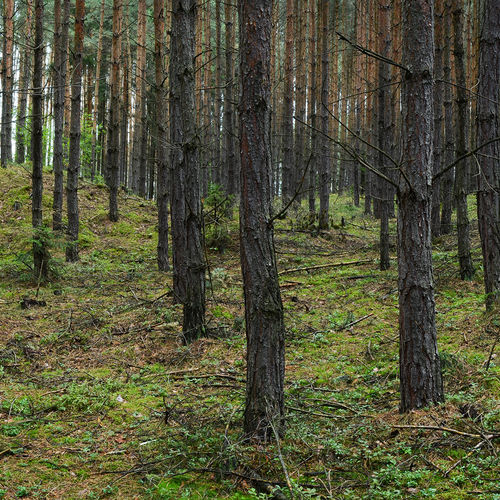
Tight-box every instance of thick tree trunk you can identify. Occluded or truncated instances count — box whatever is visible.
[399,0,444,412]
[1,0,14,167]
[15,0,33,165]
[155,0,169,271]
[441,2,454,234]
[452,0,474,280]
[52,0,70,231]
[431,0,444,238]
[108,0,122,222]
[318,0,330,230]
[66,0,85,262]
[32,0,48,281]
[239,0,285,441]
[170,0,205,341]
[476,0,500,309]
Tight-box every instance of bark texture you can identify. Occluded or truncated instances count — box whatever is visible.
[170,0,205,341]
[66,0,85,262]
[131,0,147,196]
[318,0,330,230]
[155,0,169,271]
[223,2,236,197]
[281,0,295,202]
[52,0,71,230]
[1,0,14,167]
[399,0,444,412]
[239,0,285,441]
[476,0,500,309]
[452,0,475,280]
[15,0,33,164]
[32,0,48,281]
[108,0,122,222]
[378,0,391,271]
[441,1,454,234]
[431,0,444,238]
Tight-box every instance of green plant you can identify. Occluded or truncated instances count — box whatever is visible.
[204,184,234,252]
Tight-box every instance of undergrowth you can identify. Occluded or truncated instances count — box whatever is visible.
[0,165,498,499]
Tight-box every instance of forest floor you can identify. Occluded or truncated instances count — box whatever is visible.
[0,164,499,499]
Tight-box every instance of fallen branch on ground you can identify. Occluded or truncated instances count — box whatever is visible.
[279,259,373,276]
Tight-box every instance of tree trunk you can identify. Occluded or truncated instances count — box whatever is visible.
[293,0,307,204]
[476,0,500,309]
[32,0,48,281]
[399,0,444,412]
[119,37,129,188]
[66,0,85,262]
[170,0,205,341]
[223,1,236,197]
[91,0,105,181]
[378,0,391,271]
[52,0,71,231]
[108,0,122,222]
[214,0,222,186]
[15,0,33,165]
[308,0,317,214]
[281,0,295,203]
[131,0,147,196]
[155,0,169,271]
[239,0,285,441]
[441,1,454,234]
[452,0,474,280]
[431,0,444,238]
[318,0,331,230]
[1,0,14,167]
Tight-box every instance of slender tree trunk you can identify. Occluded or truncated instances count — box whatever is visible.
[399,0,444,412]
[452,0,475,280]
[308,0,317,214]
[108,0,122,222]
[239,0,285,441]
[441,1,454,233]
[155,0,169,271]
[214,0,222,185]
[16,0,33,165]
[32,0,48,281]
[378,0,392,271]
[281,0,295,203]
[223,1,236,197]
[66,0,85,262]
[52,0,70,230]
[131,0,147,196]
[202,0,212,197]
[476,0,500,309]
[91,0,105,181]
[431,0,444,238]
[119,41,129,188]
[1,0,14,167]
[293,0,307,204]
[170,0,205,341]
[318,0,330,230]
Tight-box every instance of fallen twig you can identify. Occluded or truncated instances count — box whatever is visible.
[392,424,499,439]
[337,313,374,331]
[278,259,373,276]
[444,440,486,477]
